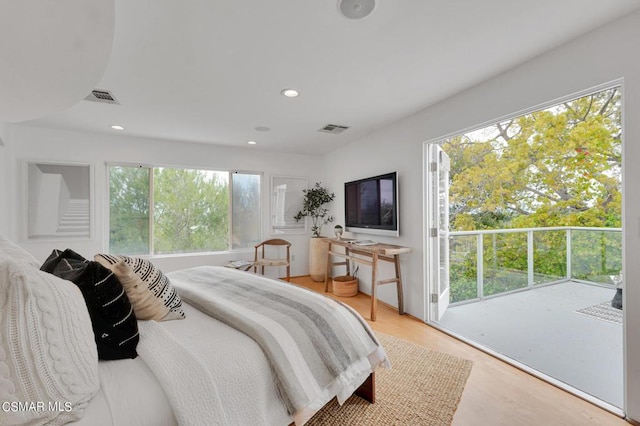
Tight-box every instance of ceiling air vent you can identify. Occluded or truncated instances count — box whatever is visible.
[318,124,349,134]
[84,89,120,105]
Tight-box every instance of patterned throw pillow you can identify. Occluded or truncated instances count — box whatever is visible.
[41,249,139,360]
[101,259,170,321]
[94,254,185,321]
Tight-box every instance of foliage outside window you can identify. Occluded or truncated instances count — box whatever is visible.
[444,86,622,303]
[109,165,260,255]
[446,86,621,230]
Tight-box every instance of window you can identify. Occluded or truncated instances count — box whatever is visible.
[108,165,261,255]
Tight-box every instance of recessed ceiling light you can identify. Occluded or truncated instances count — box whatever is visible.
[111,125,124,130]
[281,88,299,98]
[247,140,257,145]
[338,0,376,19]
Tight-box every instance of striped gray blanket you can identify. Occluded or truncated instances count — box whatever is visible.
[167,266,389,425]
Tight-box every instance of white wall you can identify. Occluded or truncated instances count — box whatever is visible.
[0,125,6,235]
[324,10,640,419]
[0,124,14,237]
[1,124,323,278]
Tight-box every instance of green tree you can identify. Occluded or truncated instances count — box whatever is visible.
[153,168,229,253]
[109,166,232,255]
[109,166,150,254]
[445,87,621,231]
[445,87,622,302]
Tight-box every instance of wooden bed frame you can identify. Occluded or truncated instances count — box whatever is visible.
[354,372,376,403]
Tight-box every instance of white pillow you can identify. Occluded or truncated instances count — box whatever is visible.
[0,235,40,267]
[0,258,99,425]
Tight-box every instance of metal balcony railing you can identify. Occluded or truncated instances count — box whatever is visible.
[449,227,622,305]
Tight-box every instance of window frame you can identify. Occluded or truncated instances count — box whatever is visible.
[106,162,262,255]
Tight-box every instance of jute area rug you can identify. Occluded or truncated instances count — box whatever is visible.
[307,333,473,426]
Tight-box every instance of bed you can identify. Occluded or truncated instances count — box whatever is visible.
[0,236,388,426]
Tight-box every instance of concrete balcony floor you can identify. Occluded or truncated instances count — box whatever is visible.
[438,281,622,408]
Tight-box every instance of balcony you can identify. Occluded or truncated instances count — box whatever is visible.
[439,227,623,408]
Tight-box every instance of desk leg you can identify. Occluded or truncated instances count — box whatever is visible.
[371,252,378,321]
[345,247,351,276]
[324,242,332,293]
[394,254,405,315]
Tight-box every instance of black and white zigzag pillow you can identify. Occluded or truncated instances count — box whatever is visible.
[95,254,185,321]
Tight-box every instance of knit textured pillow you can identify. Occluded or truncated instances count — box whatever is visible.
[0,258,99,425]
[95,254,185,320]
[41,249,139,360]
[0,234,40,267]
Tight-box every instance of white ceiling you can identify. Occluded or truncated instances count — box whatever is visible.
[16,0,640,155]
[0,0,114,122]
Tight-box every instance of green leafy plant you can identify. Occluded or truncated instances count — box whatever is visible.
[294,182,335,237]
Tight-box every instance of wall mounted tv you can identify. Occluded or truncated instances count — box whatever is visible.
[345,172,399,237]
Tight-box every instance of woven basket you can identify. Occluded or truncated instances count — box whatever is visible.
[332,275,358,297]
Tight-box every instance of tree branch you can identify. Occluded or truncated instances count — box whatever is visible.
[506,204,531,216]
[563,102,576,115]
[597,87,617,116]
[523,185,562,202]
[580,95,594,122]
[495,120,514,141]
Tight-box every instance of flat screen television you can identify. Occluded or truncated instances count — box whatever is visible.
[344,172,399,237]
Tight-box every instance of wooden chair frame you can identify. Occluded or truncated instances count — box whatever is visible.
[254,238,291,281]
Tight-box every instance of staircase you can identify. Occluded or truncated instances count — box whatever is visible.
[56,199,90,237]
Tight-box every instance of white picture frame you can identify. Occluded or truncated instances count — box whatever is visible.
[270,175,307,235]
[24,161,93,240]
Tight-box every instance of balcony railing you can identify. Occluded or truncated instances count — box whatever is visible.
[449,227,622,305]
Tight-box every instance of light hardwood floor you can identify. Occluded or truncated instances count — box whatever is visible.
[290,275,628,426]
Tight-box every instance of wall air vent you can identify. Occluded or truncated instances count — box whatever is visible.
[318,124,349,134]
[84,89,120,105]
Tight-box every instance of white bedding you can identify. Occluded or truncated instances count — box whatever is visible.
[72,303,291,426]
[71,267,386,426]
[170,266,387,425]
[157,303,291,425]
[71,356,176,426]
[0,239,306,425]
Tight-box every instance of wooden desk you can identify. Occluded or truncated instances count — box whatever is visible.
[323,238,412,321]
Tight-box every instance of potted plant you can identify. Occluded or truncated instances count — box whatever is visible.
[294,182,335,238]
[611,273,623,310]
[294,182,335,281]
